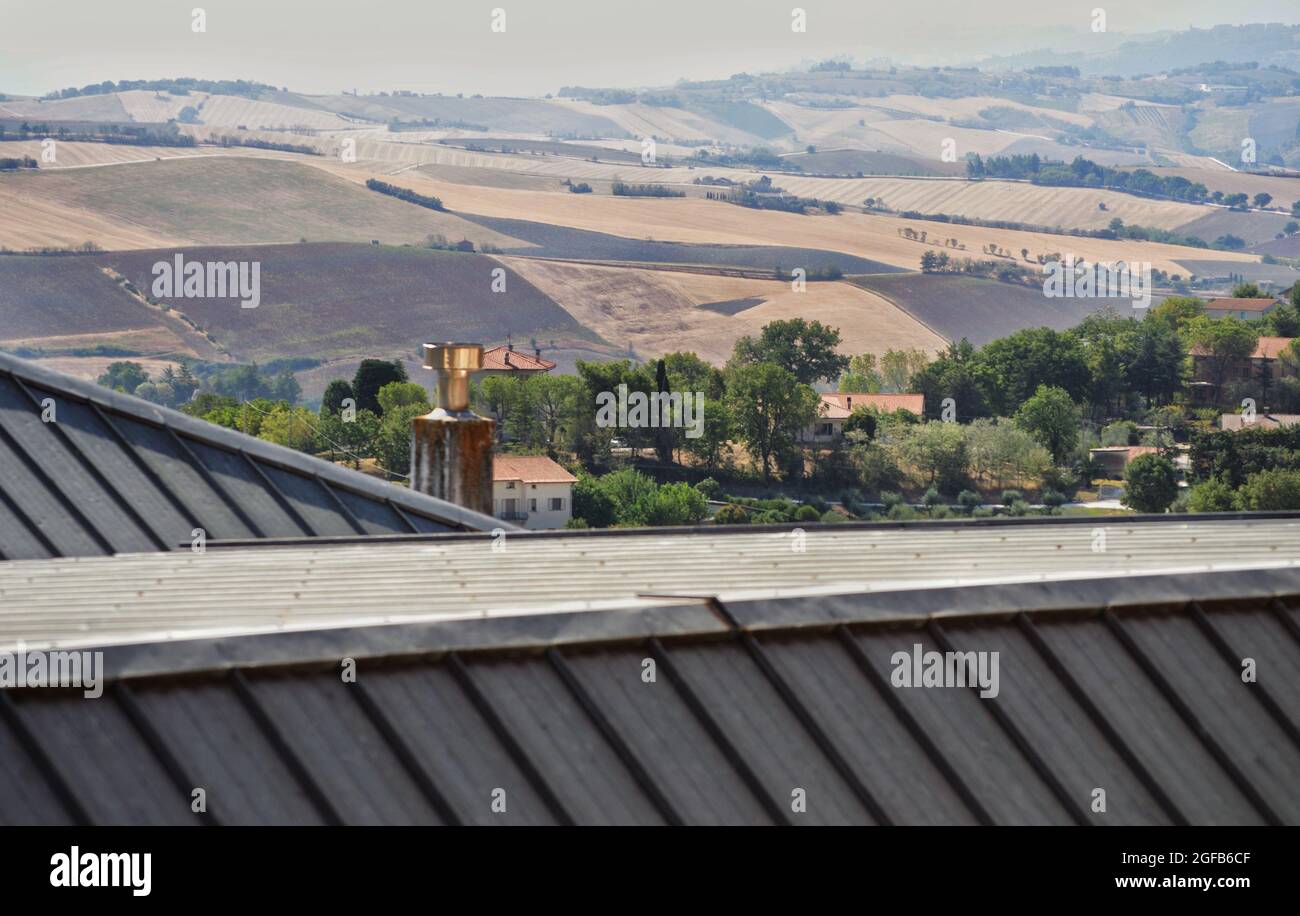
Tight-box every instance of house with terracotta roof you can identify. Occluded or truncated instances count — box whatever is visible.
[492,455,577,529]
[800,392,925,443]
[1189,336,1296,403]
[474,345,557,378]
[1201,298,1283,320]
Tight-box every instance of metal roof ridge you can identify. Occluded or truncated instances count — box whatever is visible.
[0,349,506,532]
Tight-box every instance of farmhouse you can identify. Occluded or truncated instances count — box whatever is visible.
[1189,336,1296,403]
[474,344,556,379]
[1200,297,1283,320]
[801,392,924,443]
[493,454,576,529]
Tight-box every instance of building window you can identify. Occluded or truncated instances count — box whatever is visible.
[529,498,537,512]
[818,423,834,436]
[505,481,516,489]
[549,497,564,511]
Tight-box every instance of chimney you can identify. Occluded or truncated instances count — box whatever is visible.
[410,342,494,515]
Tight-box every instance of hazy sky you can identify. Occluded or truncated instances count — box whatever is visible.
[2,0,1297,97]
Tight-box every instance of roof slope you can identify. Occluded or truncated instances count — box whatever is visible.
[0,351,501,560]
[1,566,1297,825]
[493,455,577,483]
[5,515,1300,651]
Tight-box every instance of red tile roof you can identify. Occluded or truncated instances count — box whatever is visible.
[1190,336,1295,359]
[493,455,577,484]
[1203,297,1282,313]
[818,392,924,419]
[481,346,556,372]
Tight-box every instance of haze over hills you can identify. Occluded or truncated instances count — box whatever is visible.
[2,18,1299,400]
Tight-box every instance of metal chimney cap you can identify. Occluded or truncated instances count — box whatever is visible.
[422,342,484,371]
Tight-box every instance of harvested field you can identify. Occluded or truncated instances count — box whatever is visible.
[0,181,180,250]
[851,273,1122,345]
[0,140,247,169]
[329,169,1260,275]
[0,157,528,249]
[311,94,625,136]
[549,99,762,145]
[499,257,945,365]
[781,148,965,177]
[23,355,188,385]
[459,214,904,274]
[98,243,590,363]
[439,138,643,163]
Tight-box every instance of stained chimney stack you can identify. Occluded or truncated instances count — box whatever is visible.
[410,342,494,515]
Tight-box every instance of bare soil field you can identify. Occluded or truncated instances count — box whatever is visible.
[0,157,528,249]
[0,255,194,355]
[97,243,591,363]
[459,214,903,274]
[0,140,252,168]
[499,257,945,365]
[323,167,1259,275]
[851,274,1122,345]
[0,180,180,250]
[1177,207,1292,247]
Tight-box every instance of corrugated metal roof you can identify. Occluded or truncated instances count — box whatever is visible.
[0,351,501,560]
[1,567,1297,825]
[4,516,1300,651]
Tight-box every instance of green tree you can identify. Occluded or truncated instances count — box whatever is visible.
[1186,317,1259,402]
[258,405,320,453]
[978,327,1091,413]
[879,348,930,393]
[725,362,819,480]
[572,474,617,527]
[638,482,708,526]
[683,397,732,471]
[97,361,150,394]
[1237,468,1300,510]
[730,318,850,385]
[1124,317,1186,406]
[910,339,996,421]
[898,421,970,494]
[352,359,408,414]
[838,353,881,392]
[321,379,354,416]
[373,401,431,477]
[1185,477,1237,512]
[377,381,431,414]
[1123,453,1178,513]
[1014,385,1079,463]
[1146,296,1203,334]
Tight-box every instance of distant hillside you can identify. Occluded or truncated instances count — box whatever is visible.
[984,23,1300,77]
[0,157,527,249]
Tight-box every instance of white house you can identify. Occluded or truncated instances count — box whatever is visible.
[493,455,576,530]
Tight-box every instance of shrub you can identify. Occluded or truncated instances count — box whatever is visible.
[1185,477,1237,513]
[886,503,918,520]
[1041,488,1067,509]
[1123,453,1178,513]
[713,503,751,525]
[694,477,721,500]
[1000,490,1023,507]
[1237,468,1300,511]
[819,510,849,524]
[957,490,982,513]
[880,491,905,509]
[795,504,822,522]
[922,487,944,508]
